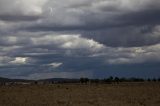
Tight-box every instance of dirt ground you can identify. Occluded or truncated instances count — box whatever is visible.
[0,83,160,106]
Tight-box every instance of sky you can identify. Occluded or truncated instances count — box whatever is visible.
[0,0,160,79]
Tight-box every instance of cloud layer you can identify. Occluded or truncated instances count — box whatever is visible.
[0,0,160,79]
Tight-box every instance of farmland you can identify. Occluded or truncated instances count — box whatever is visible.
[0,83,160,106]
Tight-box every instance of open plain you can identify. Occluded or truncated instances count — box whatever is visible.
[0,83,160,106]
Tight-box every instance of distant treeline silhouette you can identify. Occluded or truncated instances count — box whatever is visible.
[0,76,160,85]
[79,76,160,84]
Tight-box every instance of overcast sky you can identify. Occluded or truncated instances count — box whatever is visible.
[0,0,160,79]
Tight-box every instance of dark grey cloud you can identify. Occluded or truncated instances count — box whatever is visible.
[80,25,160,47]
[0,0,160,79]
[17,0,160,47]
[0,15,41,22]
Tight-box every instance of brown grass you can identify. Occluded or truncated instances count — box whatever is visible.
[0,83,160,106]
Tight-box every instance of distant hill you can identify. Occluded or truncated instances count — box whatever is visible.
[39,78,80,83]
[0,77,11,82]
[0,77,33,82]
[0,77,79,83]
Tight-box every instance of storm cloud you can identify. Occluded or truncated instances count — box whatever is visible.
[0,0,160,79]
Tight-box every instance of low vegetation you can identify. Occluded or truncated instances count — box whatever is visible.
[0,77,160,106]
[0,83,160,106]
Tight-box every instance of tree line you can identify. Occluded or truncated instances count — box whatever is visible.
[80,76,160,84]
[0,76,160,85]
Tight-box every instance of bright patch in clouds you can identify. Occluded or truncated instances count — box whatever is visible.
[10,57,28,64]
[0,0,47,16]
[31,34,105,51]
[48,62,63,68]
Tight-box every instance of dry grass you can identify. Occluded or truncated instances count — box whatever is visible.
[0,83,160,106]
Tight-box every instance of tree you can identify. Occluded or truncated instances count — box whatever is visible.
[147,78,151,82]
[34,81,38,85]
[109,76,113,82]
[103,76,114,84]
[80,78,89,84]
[152,78,157,82]
[119,77,127,82]
[114,77,120,83]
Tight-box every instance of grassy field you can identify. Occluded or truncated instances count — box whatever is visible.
[0,83,160,106]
